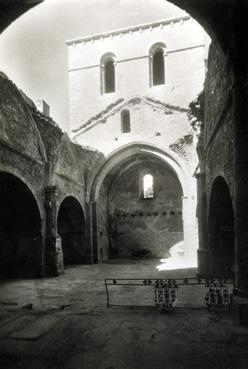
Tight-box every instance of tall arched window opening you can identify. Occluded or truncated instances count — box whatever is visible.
[101,53,116,94]
[104,60,115,93]
[121,110,131,133]
[143,174,154,199]
[149,43,166,87]
[153,49,165,85]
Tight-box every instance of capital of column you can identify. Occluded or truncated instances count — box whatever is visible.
[195,171,205,179]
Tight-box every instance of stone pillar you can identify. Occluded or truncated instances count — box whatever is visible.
[195,172,210,275]
[85,203,94,264]
[44,186,64,276]
[88,202,98,263]
[232,76,248,324]
[233,78,248,295]
[231,15,248,322]
[182,195,198,267]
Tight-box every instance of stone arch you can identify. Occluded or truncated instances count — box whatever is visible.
[88,142,197,263]
[100,52,117,65]
[57,196,89,265]
[0,171,43,277]
[208,176,235,277]
[89,142,191,203]
[149,42,167,56]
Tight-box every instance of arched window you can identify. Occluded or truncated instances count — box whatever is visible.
[121,110,131,133]
[149,43,166,87]
[100,53,116,94]
[143,174,154,199]
[104,60,115,93]
[153,49,165,85]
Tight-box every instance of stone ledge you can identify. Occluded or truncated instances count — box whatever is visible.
[66,15,190,46]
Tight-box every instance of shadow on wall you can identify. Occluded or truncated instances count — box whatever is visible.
[108,160,184,259]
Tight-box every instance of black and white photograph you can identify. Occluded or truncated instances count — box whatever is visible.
[0,0,247,368]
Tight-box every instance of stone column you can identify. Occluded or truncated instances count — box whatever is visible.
[182,195,198,267]
[44,186,64,276]
[231,13,248,323]
[231,73,248,324]
[233,78,248,295]
[195,172,210,275]
[88,202,98,263]
[85,202,94,264]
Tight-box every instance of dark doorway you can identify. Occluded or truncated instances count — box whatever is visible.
[57,197,88,265]
[209,177,235,277]
[0,172,43,277]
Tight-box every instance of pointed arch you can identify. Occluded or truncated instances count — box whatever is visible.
[57,196,89,265]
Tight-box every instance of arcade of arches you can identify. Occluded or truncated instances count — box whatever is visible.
[1,0,248,328]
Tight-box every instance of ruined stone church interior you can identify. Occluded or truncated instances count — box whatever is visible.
[0,1,248,368]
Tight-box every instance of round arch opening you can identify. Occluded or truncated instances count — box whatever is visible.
[0,172,43,277]
[208,177,235,277]
[88,143,197,266]
[57,196,88,265]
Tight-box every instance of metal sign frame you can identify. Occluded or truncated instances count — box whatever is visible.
[104,277,234,311]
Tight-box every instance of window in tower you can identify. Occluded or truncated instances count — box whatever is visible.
[149,43,166,87]
[100,53,116,94]
[121,109,131,133]
[152,49,165,85]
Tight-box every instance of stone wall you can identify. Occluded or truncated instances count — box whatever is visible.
[73,96,194,163]
[203,44,234,204]
[67,15,202,266]
[96,180,109,261]
[108,160,183,258]
[67,16,206,132]
[0,73,101,276]
[196,42,235,277]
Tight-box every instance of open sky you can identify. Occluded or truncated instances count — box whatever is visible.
[0,0,186,130]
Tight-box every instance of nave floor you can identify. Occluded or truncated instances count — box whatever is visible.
[0,260,247,369]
